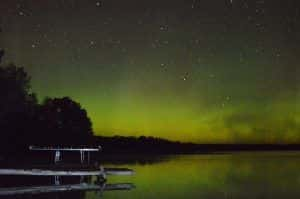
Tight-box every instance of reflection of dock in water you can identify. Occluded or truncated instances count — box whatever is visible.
[0,183,135,196]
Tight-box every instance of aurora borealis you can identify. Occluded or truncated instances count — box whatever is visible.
[1,0,300,143]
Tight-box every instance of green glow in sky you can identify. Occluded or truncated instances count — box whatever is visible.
[1,0,300,143]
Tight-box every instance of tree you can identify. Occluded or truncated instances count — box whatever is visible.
[38,97,93,145]
[0,62,37,152]
[0,64,36,113]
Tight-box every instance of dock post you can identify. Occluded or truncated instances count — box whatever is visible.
[54,150,61,164]
[97,182,106,197]
[80,150,85,164]
[99,166,106,181]
[80,176,84,183]
[54,176,60,185]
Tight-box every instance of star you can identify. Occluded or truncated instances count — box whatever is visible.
[159,25,168,31]
[182,72,189,81]
[209,74,215,78]
[96,1,101,7]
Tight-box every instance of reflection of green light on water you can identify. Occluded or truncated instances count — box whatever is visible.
[86,153,300,199]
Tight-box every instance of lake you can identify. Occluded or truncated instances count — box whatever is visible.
[2,152,300,199]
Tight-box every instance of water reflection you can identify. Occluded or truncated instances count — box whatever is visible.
[100,152,300,199]
[2,152,300,199]
[0,182,134,195]
[0,175,134,199]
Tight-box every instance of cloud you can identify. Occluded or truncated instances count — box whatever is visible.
[222,107,300,143]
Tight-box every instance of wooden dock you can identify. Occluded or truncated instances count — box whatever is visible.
[0,168,134,176]
[0,183,134,195]
[0,146,135,183]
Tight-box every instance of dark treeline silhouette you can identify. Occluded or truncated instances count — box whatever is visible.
[93,136,300,155]
[94,135,199,154]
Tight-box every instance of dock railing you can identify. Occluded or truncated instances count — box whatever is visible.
[29,145,102,164]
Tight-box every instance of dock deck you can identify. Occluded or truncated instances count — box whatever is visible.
[0,168,134,176]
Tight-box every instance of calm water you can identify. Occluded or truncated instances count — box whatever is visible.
[2,152,300,199]
[99,152,300,199]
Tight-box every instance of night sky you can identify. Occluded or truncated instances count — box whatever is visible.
[1,0,300,143]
